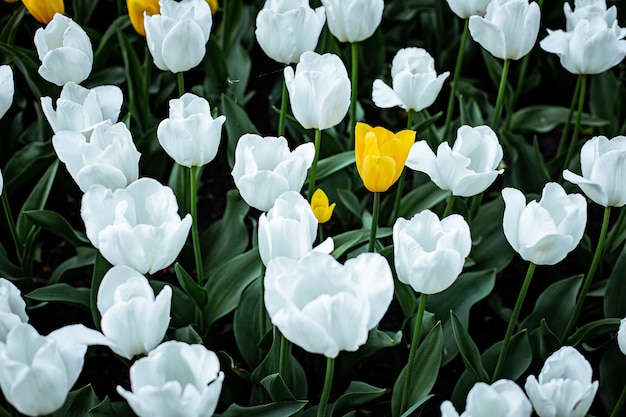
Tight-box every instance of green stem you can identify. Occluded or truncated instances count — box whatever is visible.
[259,263,267,340]
[368,192,380,253]
[349,42,359,145]
[317,357,335,417]
[556,75,582,159]
[177,72,184,97]
[491,59,511,131]
[279,332,289,378]
[307,129,322,200]
[189,166,204,284]
[442,18,469,142]
[1,192,21,264]
[400,293,428,413]
[492,262,536,382]
[442,193,456,218]
[610,382,626,417]
[564,205,611,340]
[392,110,414,220]
[278,71,288,137]
[563,74,587,171]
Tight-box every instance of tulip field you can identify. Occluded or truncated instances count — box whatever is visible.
[2,0,626,416]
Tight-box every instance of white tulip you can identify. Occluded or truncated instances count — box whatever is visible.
[618,317,626,355]
[0,65,14,119]
[446,0,492,19]
[320,0,384,43]
[0,278,28,343]
[441,379,533,417]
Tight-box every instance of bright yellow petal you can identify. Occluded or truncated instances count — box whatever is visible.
[355,122,374,174]
[361,155,396,192]
[206,0,218,14]
[311,189,335,223]
[23,0,64,24]
[127,0,160,36]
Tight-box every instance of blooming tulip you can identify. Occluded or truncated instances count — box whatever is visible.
[22,0,64,24]
[502,183,587,265]
[564,0,616,31]
[0,65,14,119]
[117,340,224,417]
[144,0,213,73]
[41,82,123,134]
[406,125,504,197]
[446,0,492,19]
[619,317,626,355]
[441,379,532,417]
[97,265,172,359]
[469,0,541,60]
[284,51,351,130]
[157,93,226,167]
[0,323,109,417]
[255,0,326,64]
[52,122,141,192]
[372,48,449,113]
[563,135,626,206]
[258,191,333,266]
[355,122,415,193]
[264,251,394,358]
[311,188,335,223]
[81,177,192,274]
[0,278,28,343]
[320,0,384,43]
[231,134,314,211]
[540,14,626,74]
[525,346,599,417]
[393,210,471,295]
[34,14,93,86]
[127,0,160,36]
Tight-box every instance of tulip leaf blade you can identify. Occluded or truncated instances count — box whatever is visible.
[50,384,99,417]
[391,322,443,417]
[48,247,97,286]
[89,395,133,417]
[234,279,264,369]
[0,406,10,417]
[450,310,490,383]
[398,181,449,219]
[330,381,386,417]
[604,241,626,318]
[260,373,297,402]
[3,141,56,194]
[399,394,434,417]
[26,283,91,310]
[89,253,112,330]
[23,209,91,248]
[508,105,609,134]
[218,400,307,417]
[566,318,621,347]
[221,94,260,168]
[469,198,514,272]
[331,228,392,259]
[310,151,356,184]
[174,262,209,309]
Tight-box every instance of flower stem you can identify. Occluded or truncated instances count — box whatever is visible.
[442,193,456,218]
[610,382,626,417]
[307,129,322,200]
[400,293,428,413]
[564,205,611,340]
[317,357,335,417]
[368,192,380,253]
[189,166,204,284]
[442,18,469,142]
[177,72,185,97]
[492,262,536,382]
[349,42,359,146]
[563,74,587,171]
[392,110,414,220]
[556,74,582,159]
[278,72,288,137]
[491,59,510,131]
[1,192,21,264]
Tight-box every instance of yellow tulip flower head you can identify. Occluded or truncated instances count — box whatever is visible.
[206,0,218,13]
[126,0,160,36]
[22,0,64,24]
[311,189,336,224]
[355,122,416,192]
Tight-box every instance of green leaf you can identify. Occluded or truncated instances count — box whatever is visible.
[168,163,191,218]
[470,198,514,272]
[201,189,250,274]
[234,279,264,369]
[391,323,443,417]
[451,310,490,383]
[309,152,355,184]
[398,180,449,219]
[90,253,112,330]
[170,325,203,345]
[566,318,621,347]
[260,373,296,402]
[205,248,262,326]
[221,93,260,168]
[49,247,97,285]
[339,329,402,373]
[0,42,54,99]
[218,401,307,417]
[174,263,209,309]
[337,188,364,219]
[599,346,626,414]
[3,141,56,194]
[16,160,59,243]
[508,105,609,133]
[528,320,562,368]
[23,210,90,247]
[399,395,434,417]
[604,241,626,318]
[331,381,386,417]
[331,228,392,259]
[26,284,90,310]
[50,385,99,417]
[520,275,582,340]
[88,396,133,417]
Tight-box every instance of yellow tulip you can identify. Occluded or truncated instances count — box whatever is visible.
[355,122,416,193]
[206,0,218,14]
[311,189,336,224]
[3,0,20,4]
[126,0,160,37]
[22,0,64,24]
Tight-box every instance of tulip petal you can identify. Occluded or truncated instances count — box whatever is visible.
[162,20,206,73]
[501,187,527,253]
[469,15,507,59]
[372,79,403,109]
[406,140,443,188]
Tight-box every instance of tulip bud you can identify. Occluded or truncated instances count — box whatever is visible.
[406,125,504,197]
[311,188,335,224]
[0,65,14,119]
[525,346,599,417]
[126,0,160,36]
[157,93,226,167]
[320,0,384,43]
[97,266,172,359]
[117,340,224,417]
[441,379,533,417]
[34,13,93,86]
[355,122,415,193]
[0,278,28,343]
[372,47,449,112]
[22,0,64,24]
[502,183,587,265]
